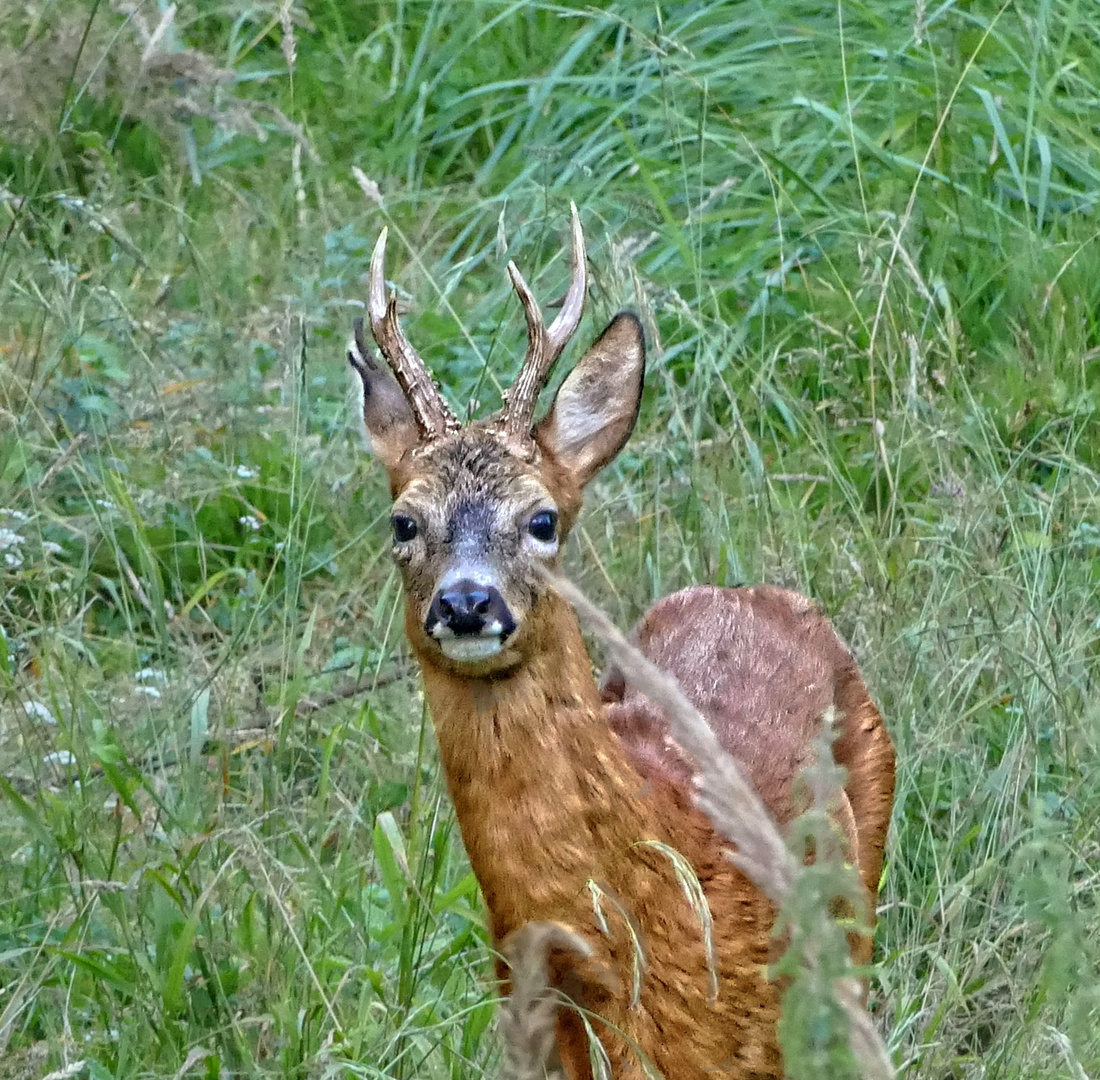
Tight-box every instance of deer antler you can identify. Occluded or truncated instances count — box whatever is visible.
[368,228,460,439]
[499,203,588,442]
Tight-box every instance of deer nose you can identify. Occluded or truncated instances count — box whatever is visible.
[428,581,517,639]
[429,581,505,637]
[439,586,490,625]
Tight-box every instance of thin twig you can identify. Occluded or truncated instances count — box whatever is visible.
[294,664,412,717]
[40,433,88,487]
[116,548,155,617]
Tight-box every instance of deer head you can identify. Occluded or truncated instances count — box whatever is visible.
[350,206,645,676]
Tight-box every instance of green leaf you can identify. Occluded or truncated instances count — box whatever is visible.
[975,87,1027,210]
[372,810,412,924]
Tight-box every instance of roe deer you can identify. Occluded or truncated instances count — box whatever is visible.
[349,206,896,1079]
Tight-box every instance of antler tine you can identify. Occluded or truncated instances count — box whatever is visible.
[547,203,588,353]
[368,227,459,439]
[500,203,588,440]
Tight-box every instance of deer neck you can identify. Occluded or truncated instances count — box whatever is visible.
[413,594,653,935]
[417,595,599,770]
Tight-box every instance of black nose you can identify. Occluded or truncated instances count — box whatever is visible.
[428,581,515,637]
[438,586,491,632]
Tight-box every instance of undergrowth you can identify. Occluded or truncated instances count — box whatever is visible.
[1,1,1098,1078]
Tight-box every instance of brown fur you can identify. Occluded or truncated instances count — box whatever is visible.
[599,585,895,975]
[498,922,593,1080]
[415,592,786,1078]
[601,586,894,896]
[406,581,895,1078]
[351,283,896,1075]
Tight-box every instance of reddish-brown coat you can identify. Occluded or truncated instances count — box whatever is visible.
[412,583,894,1079]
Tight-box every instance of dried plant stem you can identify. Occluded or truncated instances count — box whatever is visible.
[497,922,593,1080]
[40,433,88,487]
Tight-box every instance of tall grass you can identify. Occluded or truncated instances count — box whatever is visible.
[1,1,1098,1077]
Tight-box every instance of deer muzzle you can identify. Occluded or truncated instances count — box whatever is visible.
[426,577,517,662]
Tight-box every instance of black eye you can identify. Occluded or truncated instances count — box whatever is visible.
[528,509,558,543]
[391,514,418,543]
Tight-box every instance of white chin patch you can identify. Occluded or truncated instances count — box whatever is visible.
[439,637,504,662]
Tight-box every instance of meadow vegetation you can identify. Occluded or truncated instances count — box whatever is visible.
[1,1,1098,1077]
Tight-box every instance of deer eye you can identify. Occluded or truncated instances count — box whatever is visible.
[391,514,418,543]
[527,509,558,543]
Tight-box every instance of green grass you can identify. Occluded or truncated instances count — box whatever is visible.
[1,0,1098,1077]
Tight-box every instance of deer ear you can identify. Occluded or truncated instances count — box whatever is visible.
[534,311,645,486]
[349,319,422,472]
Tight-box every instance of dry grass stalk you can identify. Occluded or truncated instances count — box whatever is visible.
[543,571,896,1080]
[497,922,593,1080]
[0,4,316,175]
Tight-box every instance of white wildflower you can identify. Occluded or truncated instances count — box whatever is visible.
[44,750,77,767]
[95,498,116,511]
[0,527,25,549]
[4,552,23,569]
[0,508,29,523]
[135,667,167,683]
[43,541,64,555]
[24,701,59,724]
[133,685,162,699]
[239,514,262,531]
[236,464,259,479]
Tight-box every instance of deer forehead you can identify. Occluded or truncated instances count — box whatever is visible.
[394,432,555,533]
